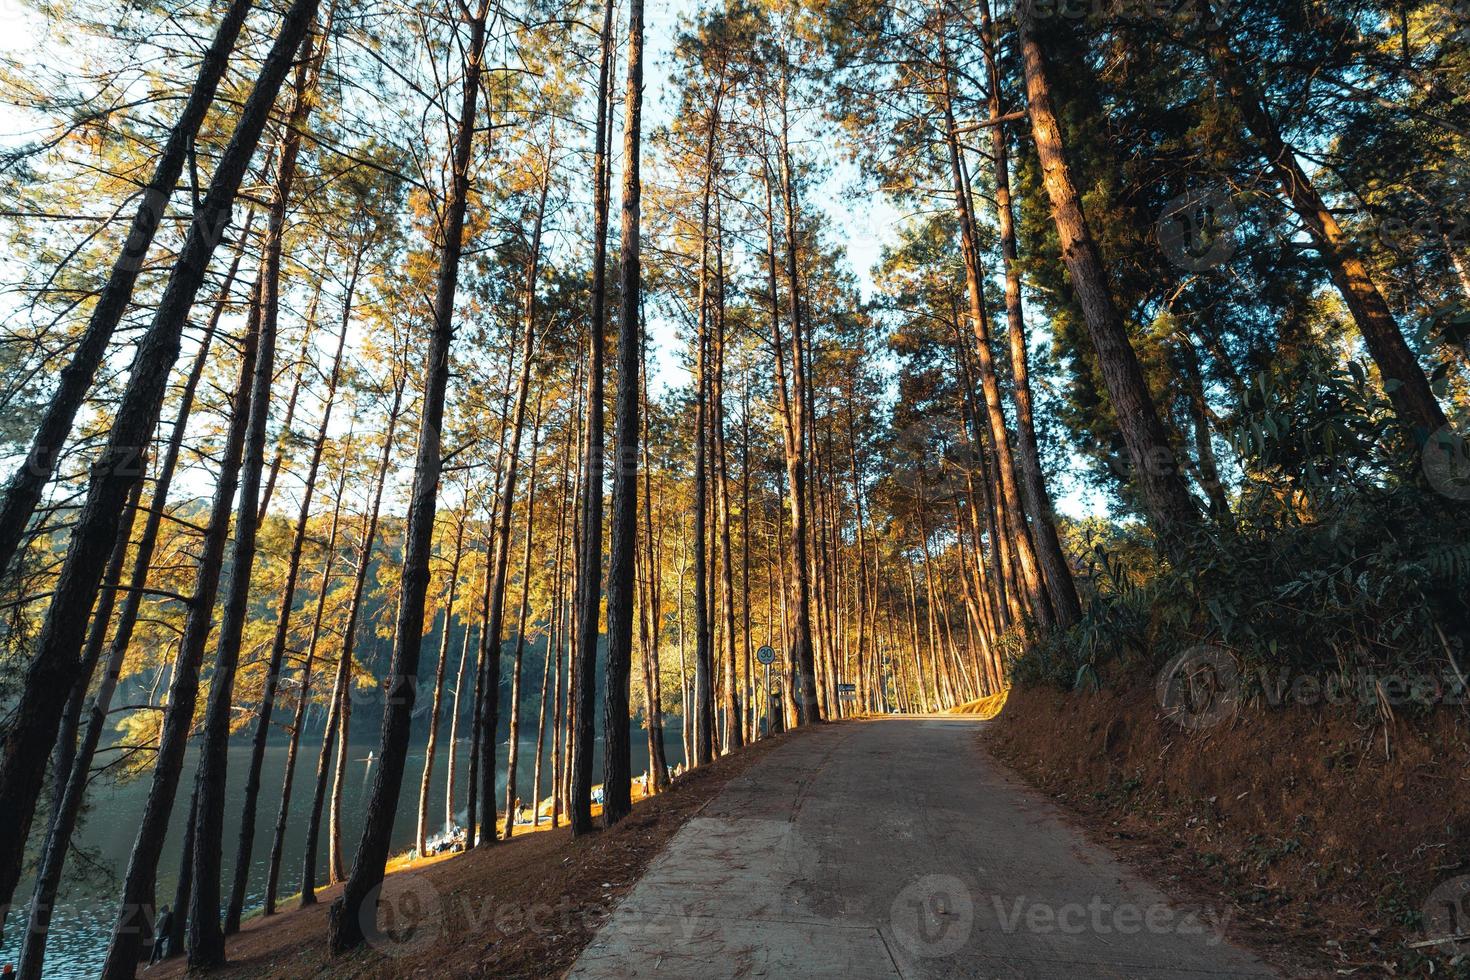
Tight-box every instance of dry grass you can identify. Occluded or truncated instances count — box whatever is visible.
[985,685,1470,976]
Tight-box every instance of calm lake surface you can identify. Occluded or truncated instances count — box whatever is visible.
[0,728,688,979]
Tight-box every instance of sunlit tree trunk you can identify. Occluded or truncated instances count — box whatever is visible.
[639,338,670,790]
[227,223,347,933]
[505,400,545,838]
[190,23,327,960]
[477,136,552,848]
[446,600,479,834]
[417,515,466,855]
[15,218,248,978]
[327,2,488,953]
[601,0,646,824]
[0,0,319,932]
[935,36,1051,631]
[570,0,616,836]
[1015,0,1201,555]
[978,0,1082,627]
[264,452,349,914]
[98,270,265,980]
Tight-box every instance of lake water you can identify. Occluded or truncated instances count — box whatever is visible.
[0,726,688,978]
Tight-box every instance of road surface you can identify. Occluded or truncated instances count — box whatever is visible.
[568,716,1274,979]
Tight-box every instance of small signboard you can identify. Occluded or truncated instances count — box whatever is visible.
[837,683,856,693]
[756,645,777,665]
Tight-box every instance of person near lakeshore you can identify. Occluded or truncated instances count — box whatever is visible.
[150,905,174,964]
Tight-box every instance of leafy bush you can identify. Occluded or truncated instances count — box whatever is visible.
[1011,356,1470,710]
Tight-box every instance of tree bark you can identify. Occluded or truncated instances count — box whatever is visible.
[978,0,1082,626]
[639,332,670,790]
[0,0,318,929]
[303,371,404,902]
[14,234,243,975]
[569,0,616,836]
[1015,0,1201,556]
[227,229,348,932]
[504,400,544,838]
[446,598,479,834]
[264,451,348,913]
[476,140,551,848]
[327,2,486,953]
[601,0,645,824]
[773,78,820,724]
[936,37,1051,631]
[98,269,264,980]
[0,0,253,583]
[417,515,465,856]
[190,22,324,962]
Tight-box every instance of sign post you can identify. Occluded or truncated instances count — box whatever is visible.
[756,645,776,736]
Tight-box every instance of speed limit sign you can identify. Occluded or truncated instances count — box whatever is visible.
[756,645,776,665]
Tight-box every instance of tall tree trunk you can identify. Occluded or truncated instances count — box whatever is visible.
[741,374,756,741]
[98,270,265,980]
[504,399,544,838]
[936,37,1051,630]
[14,238,242,976]
[166,788,200,962]
[713,219,743,752]
[601,0,646,824]
[327,2,487,953]
[692,230,714,765]
[190,22,324,961]
[532,596,554,826]
[466,375,517,848]
[1015,0,1201,555]
[304,372,404,902]
[570,0,616,836]
[639,337,670,790]
[0,0,253,583]
[264,450,349,914]
[417,515,466,856]
[978,0,1082,627]
[227,231,348,932]
[546,374,576,826]
[1199,3,1447,436]
[476,138,551,848]
[0,0,318,927]
[773,79,820,724]
[15,469,142,978]
[446,600,479,834]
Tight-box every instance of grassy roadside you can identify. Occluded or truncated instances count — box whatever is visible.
[982,685,1470,977]
[140,729,797,979]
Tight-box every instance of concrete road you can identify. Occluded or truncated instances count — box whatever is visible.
[568,717,1275,979]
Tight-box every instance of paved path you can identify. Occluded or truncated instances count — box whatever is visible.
[568,717,1275,979]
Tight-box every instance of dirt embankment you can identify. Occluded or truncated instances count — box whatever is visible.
[141,730,795,980]
[985,685,1470,977]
